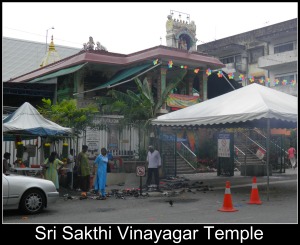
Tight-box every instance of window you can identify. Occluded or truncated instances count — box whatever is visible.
[274,42,294,54]
[220,55,243,71]
[220,56,234,64]
[274,73,297,86]
[220,55,241,65]
[249,47,264,64]
[235,55,241,64]
[220,55,242,69]
[235,55,242,70]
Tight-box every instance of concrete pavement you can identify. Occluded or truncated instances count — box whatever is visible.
[3,167,297,224]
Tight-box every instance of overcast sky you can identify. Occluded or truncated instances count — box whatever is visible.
[3,2,298,54]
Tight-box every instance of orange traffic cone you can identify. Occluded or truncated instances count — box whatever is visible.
[248,177,262,204]
[218,181,238,212]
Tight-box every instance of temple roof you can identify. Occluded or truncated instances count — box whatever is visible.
[6,45,224,83]
[2,36,80,82]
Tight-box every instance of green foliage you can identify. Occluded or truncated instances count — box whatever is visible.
[137,147,147,161]
[95,69,188,159]
[96,69,187,128]
[37,98,101,136]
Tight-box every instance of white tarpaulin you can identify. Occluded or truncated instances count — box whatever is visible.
[3,102,73,137]
[151,83,297,128]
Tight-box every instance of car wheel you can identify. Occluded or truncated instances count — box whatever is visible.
[20,189,45,214]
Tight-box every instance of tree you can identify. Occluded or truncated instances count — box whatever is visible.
[99,69,187,125]
[96,69,187,158]
[37,98,101,155]
[38,98,100,134]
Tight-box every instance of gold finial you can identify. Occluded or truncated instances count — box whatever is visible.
[40,35,61,67]
[48,35,55,51]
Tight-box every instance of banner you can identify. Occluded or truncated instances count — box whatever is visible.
[167,94,200,109]
[160,133,187,142]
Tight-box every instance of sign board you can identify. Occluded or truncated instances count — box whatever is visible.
[136,166,146,177]
[25,144,36,157]
[217,133,230,158]
[256,148,266,160]
[107,125,119,151]
[86,127,100,157]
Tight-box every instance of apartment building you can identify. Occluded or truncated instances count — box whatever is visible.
[197,18,297,96]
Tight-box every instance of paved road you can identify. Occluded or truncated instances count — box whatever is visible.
[3,168,297,224]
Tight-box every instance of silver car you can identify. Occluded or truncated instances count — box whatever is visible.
[2,173,59,214]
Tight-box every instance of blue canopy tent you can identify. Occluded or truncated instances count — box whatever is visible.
[3,102,73,140]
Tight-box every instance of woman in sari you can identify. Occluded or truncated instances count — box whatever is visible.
[43,152,65,190]
[93,148,108,200]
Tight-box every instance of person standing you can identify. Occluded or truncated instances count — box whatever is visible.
[288,145,297,169]
[146,145,162,191]
[66,149,75,189]
[3,152,11,174]
[22,146,29,167]
[42,152,65,190]
[77,145,90,198]
[92,148,113,191]
[93,147,109,200]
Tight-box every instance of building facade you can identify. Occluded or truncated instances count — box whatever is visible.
[197,18,297,96]
[3,16,224,163]
[3,15,296,175]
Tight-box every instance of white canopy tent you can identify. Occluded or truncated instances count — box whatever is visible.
[152,84,297,128]
[3,102,74,188]
[3,102,73,139]
[152,83,297,200]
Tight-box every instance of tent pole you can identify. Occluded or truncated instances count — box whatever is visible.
[266,119,270,201]
[212,69,236,90]
[70,138,73,190]
[174,131,177,177]
[223,74,236,90]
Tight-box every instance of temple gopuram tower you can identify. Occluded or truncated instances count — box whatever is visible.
[165,10,197,51]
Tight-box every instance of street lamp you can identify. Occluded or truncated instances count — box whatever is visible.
[45,27,55,53]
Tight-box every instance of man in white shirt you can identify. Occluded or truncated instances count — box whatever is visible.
[146,145,162,191]
[67,149,75,189]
